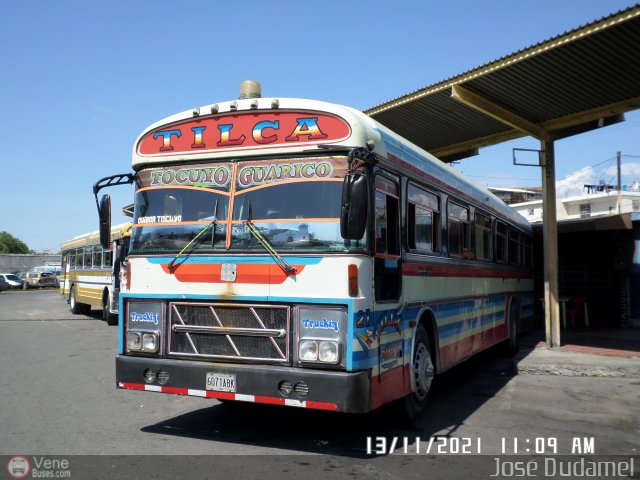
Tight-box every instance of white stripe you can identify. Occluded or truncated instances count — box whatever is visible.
[145,385,162,392]
[188,389,207,397]
[285,399,306,408]
[235,394,255,402]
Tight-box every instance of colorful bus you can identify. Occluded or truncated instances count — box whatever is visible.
[60,223,132,325]
[94,82,533,418]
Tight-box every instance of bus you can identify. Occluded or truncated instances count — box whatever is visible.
[60,222,132,325]
[93,81,533,418]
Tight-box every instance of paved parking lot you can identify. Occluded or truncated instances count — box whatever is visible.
[1,290,638,478]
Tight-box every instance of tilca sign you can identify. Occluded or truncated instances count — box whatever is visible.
[137,111,351,156]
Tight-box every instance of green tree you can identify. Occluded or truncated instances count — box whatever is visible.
[0,231,30,254]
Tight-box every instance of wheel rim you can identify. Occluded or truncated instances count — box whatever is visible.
[70,289,76,309]
[413,343,434,401]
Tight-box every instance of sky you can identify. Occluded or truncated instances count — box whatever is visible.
[1,0,639,253]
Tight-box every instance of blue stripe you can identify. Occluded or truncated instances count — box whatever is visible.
[438,309,505,339]
[145,256,323,265]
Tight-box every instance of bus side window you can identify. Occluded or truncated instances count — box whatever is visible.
[522,236,532,267]
[84,247,92,269]
[374,178,400,256]
[374,175,401,302]
[448,201,470,258]
[103,249,113,268]
[407,183,439,253]
[93,245,103,269]
[509,228,521,265]
[474,212,492,261]
[495,221,508,263]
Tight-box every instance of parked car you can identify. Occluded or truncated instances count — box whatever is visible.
[0,279,9,292]
[0,273,24,289]
[23,271,57,288]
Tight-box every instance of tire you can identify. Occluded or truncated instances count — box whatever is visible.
[401,325,435,421]
[69,286,82,314]
[103,293,118,326]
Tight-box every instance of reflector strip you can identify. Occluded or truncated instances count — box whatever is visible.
[119,382,338,411]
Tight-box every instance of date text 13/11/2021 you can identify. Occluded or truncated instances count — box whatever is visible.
[365,437,596,455]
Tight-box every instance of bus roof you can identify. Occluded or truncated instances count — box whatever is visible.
[133,97,530,232]
[62,222,132,250]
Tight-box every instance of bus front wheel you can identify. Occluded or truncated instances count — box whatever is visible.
[102,293,118,326]
[402,325,435,421]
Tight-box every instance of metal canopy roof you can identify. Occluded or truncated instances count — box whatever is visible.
[365,5,640,162]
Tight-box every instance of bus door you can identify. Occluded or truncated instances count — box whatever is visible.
[373,173,405,397]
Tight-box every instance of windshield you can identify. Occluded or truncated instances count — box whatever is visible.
[130,156,365,255]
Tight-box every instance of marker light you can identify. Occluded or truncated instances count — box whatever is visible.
[348,264,358,297]
[239,80,262,99]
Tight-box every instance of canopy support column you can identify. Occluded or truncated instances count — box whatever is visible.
[541,138,561,347]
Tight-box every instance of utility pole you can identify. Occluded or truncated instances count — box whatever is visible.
[617,151,622,213]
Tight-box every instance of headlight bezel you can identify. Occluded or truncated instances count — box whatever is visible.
[296,305,347,368]
[125,299,165,355]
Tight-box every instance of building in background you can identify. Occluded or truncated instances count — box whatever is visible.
[502,168,640,328]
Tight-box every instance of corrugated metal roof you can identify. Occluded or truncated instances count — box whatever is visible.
[365,5,640,162]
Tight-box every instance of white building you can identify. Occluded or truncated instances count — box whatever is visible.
[513,190,640,224]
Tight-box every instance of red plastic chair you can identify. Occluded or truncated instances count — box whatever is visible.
[566,294,588,328]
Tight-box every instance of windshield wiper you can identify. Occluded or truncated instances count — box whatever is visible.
[168,199,219,272]
[244,202,296,276]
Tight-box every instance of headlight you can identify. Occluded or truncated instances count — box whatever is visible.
[142,333,158,352]
[319,341,339,363]
[127,332,142,351]
[299,340,318,361]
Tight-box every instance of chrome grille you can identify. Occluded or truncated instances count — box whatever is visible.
[168,302,290,363]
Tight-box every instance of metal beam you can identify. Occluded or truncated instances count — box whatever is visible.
[451,84,546,139]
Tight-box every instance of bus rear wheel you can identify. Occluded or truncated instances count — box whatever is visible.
[401,325,434,421]
[69,286,82,314]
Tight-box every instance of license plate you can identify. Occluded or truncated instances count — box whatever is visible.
[206,373,236,392]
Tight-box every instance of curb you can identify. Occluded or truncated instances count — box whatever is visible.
[513,348,640,378]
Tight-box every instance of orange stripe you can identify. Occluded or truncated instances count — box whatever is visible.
[133,220,216,228]
[160,263,305,284]
[133,218,338,228]
[226,163,239,249]
[136,185,230,196]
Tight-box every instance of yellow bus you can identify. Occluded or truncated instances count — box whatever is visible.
[60,223,131,325]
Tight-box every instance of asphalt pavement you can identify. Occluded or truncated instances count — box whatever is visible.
[1,289,638,479]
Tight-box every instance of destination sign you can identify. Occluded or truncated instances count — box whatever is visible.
[137,111,351,156]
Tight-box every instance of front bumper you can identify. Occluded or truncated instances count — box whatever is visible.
[116,355,372,413]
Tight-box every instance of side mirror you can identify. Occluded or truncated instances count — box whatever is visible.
[340,173,368,240]
[99,194,112,250]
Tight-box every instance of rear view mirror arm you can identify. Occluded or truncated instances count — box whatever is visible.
[92,173,134,214]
